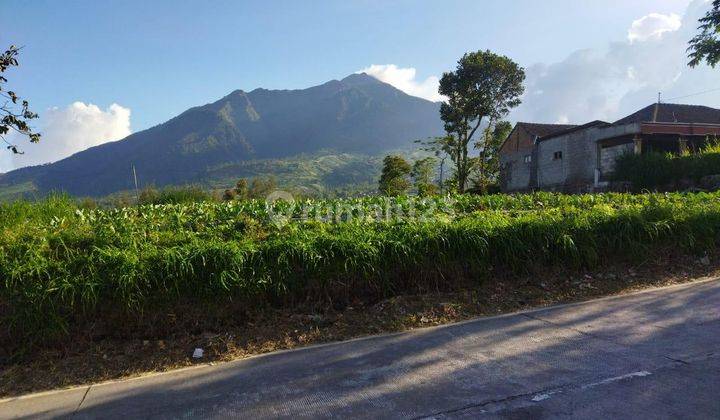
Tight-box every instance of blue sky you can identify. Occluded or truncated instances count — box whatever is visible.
[1,0,717,170]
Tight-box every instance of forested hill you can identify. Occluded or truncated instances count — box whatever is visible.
[0,73,444,197]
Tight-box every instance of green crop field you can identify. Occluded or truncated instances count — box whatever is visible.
[2,191,720,354]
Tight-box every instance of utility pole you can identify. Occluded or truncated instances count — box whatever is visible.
[132,164,140,204]
[439,155,446,195]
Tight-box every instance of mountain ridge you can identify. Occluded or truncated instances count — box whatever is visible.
[0,73,444,197]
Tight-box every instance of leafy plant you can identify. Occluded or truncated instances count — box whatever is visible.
[2,191,720,354]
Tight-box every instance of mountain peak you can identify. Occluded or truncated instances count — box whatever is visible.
[0,73,443,197]
[341,72,382,87]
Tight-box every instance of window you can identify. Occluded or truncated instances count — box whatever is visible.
[553,151,563,160]
[524,154,532,164]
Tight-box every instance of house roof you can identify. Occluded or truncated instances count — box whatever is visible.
[499,122,578,154]
[516,122,578,137]
[613,103,720,125]
[537,120,609,142]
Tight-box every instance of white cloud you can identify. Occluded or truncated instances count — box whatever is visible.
[512,0,720,125]
[0,146,11,173]
[359,64,444,102]
[628,13,682,42]
[5,102,131,171]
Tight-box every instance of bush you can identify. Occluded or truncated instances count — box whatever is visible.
[613,141,720,190]
[138,185,215,205]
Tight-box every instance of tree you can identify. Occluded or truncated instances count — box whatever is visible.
[421,50,524,193]
[1,45,40,154]
[471,120,512,192]
[378,155,411,196]
[223,177,275,200]
[411,157,438,196]
[249,176,276,198]
[234,179,249,199]
[222,188,237,201]
[689,0,720,67]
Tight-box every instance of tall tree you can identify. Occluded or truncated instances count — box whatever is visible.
[472,120,512,192]
[1,45,40,154]
[411,157,438,197]
[378,155,411,197]
[689,0,720,67]
[422,50,524,192]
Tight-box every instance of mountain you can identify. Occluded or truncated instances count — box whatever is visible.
[0,73,444,197]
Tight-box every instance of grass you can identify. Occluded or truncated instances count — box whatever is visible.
[2,191,720,358]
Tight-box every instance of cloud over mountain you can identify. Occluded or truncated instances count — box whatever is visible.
[7,102,131,171]
[359,64,444,102]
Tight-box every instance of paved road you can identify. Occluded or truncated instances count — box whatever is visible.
[3,278,720,419]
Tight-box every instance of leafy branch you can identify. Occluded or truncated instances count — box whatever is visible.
[0,45,40,155]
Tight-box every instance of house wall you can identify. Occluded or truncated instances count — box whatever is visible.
[500,150,534,191]
[536,123,641,191]
[499,128,535,191]
[600,143,633,175]
[595,123,641,181]
[537,129,597,190]
[536,136,567,189]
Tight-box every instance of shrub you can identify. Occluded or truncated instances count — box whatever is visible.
[613,139,720,190]
[138,185,214,205]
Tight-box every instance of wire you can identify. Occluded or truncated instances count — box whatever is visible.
[664,87,720,102]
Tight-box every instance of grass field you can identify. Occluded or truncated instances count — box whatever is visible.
[2,191,720,356]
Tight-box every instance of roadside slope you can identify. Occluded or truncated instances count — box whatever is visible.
[2,277,718,418]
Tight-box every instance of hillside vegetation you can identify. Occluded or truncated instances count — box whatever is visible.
[2,191,720,356]
[0,152,388,202]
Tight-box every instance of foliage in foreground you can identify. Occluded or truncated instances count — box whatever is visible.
[2,191,720,352]
[688,0,720,68]
[1,45,41,153]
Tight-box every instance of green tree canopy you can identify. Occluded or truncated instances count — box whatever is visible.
[421,50,524,192]
[411,157,438,197]
[378,155,411,197]
[689,0,720,67]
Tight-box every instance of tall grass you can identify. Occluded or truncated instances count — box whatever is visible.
[2,191,720,353]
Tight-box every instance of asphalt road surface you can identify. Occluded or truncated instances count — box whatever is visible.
[2,278,719,419]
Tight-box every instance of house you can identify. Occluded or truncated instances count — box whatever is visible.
[499,103,720,192]
[498,122,577,191]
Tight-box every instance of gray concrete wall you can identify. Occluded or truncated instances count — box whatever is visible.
[536,123,641,191]
[500,150,533,191]
[565,129,598,187]
[537,129,597,190]
[594,123,640,140]
[537,136,568,189]
[600,143,633,175]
